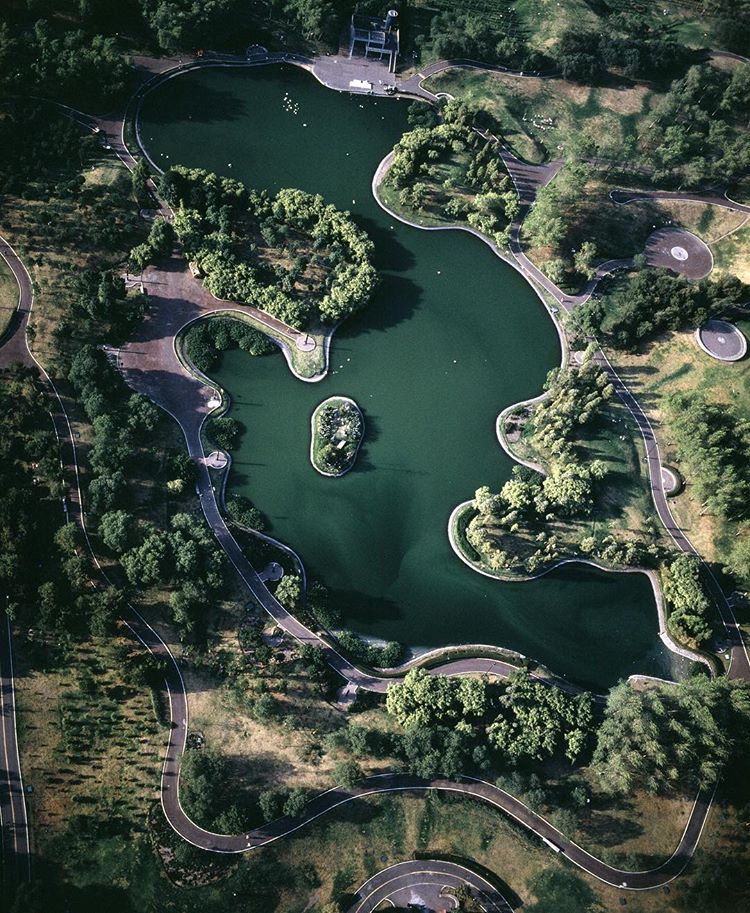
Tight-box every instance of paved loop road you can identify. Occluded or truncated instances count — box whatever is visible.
[1,49,750,893]
[347,860,514,913]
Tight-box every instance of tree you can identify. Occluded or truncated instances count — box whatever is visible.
[274,573,302,611]
[131,158,150,201]
[332,759,363,789]
[121,532,169,587]
[88,470,127,514]
[258,788,286,822]
[99,510,136,554]
[126,393,160,433]
[207,416,242,451]
[282,787,307,818]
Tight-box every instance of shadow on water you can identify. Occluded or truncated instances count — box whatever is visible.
[332,588,404,625]
[355,213,417,273]
[339,275,423,338]
[142,78,241,126]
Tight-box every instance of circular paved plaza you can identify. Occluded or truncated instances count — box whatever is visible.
[644,228,713,279]
[348,861,513,913]
[696,319,748,362]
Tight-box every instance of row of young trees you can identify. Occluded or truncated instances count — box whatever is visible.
[160,166,378,329]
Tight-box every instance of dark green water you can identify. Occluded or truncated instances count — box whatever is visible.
[140,65,676,688]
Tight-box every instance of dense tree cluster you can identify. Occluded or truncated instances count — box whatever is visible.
[0,366,64,618]
[161,166,378,328]
[577,270,749,350]
[117,512,225,640]
[225,493,267,532]
[180,747,251,832]
[0,101,96,196]
[386,668,594,773]
[416,8,537,71]
[0,15,131,107]
[139,0,244,53]
[67,344,222,640]
[649,64,750,185]
[69,269,147,340]
[593,677,750,794]
[128,218,174,271]
[663,554,713,648]
[705,0,750,55]
[184,316,275,373]
[556,20,690,82]
[0,366,131,644]
[387,101,518,245]
[665,392,750,522]
[335,631,403,668]
[487,672,594,764]
[466,356,615,574]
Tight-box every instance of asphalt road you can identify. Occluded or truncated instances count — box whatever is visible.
[1,49,750,895]
[0,238,34,893]
[0,615,32,893]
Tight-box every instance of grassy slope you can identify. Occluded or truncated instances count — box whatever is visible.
[32,784,749,913]
[606,319,750,569]
[425,69,656,165]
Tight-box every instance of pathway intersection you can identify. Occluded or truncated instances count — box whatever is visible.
[1,49,749,897]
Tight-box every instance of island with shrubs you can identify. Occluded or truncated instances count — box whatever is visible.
[310,396,364,477]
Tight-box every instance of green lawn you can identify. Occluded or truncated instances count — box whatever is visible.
[425,69,657,165]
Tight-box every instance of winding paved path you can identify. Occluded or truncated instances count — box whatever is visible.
[2,49,750,894]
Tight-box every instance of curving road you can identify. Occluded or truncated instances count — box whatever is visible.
[1,48,749,894]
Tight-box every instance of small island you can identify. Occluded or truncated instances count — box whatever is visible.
[310,396,364,477]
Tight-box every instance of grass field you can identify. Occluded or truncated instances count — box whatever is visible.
[425,68,657,165]
[14,631,164,859]
[0,250,18,339]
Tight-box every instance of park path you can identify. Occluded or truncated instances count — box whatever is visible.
[1,48,749,893]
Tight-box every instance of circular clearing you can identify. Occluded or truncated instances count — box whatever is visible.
[644,228,713,279]
[696,319,748,362]
[661,465,682,496]
[205,449,228,469]
[296,333,316,352]
[259,561,283,582]
[347,861,512,913]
